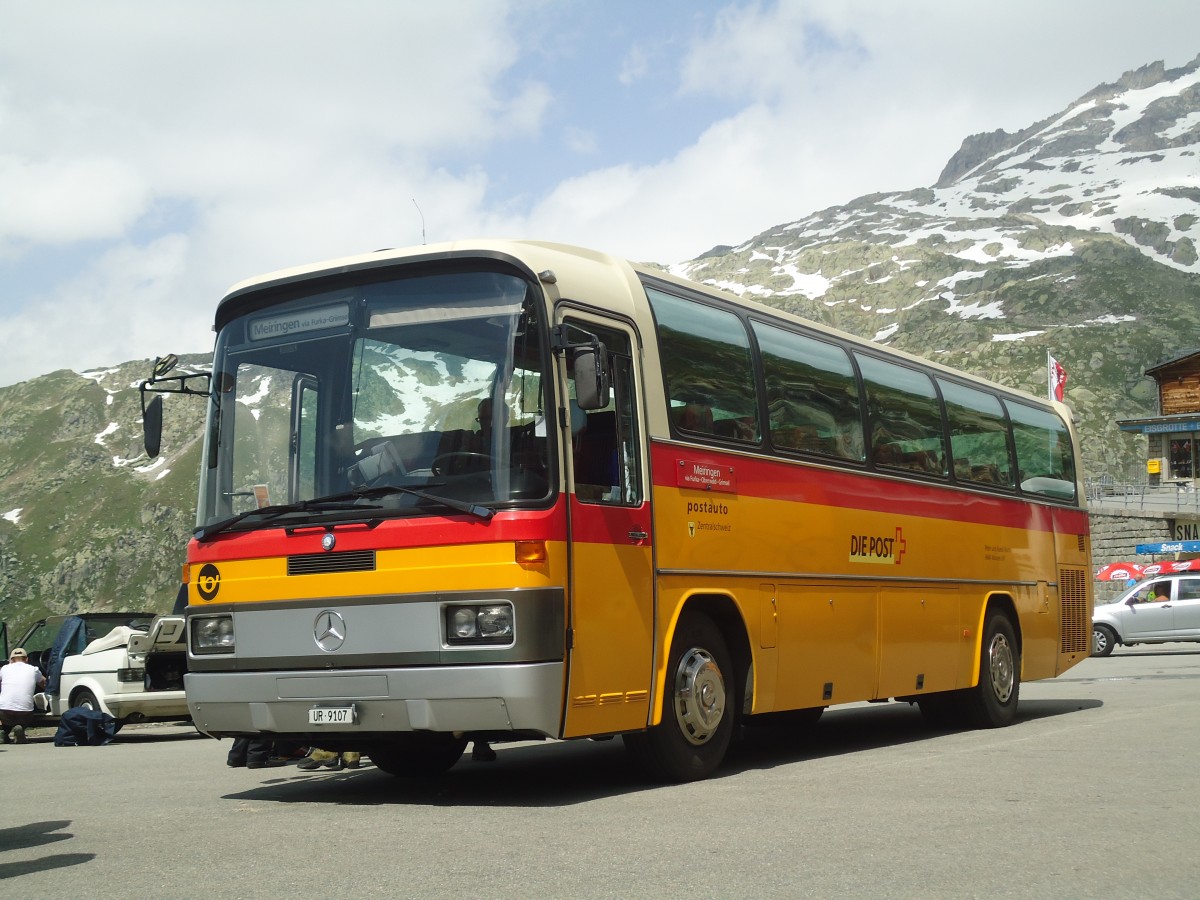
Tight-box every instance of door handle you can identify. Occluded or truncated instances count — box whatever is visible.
[628,529,648,542]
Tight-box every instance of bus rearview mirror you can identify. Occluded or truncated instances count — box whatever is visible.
[573,343,610,410]
[143,394,163,459]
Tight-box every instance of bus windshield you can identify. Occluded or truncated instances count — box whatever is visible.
[197,268,552,530]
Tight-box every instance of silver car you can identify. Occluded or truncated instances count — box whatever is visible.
[1092,574,1200,656]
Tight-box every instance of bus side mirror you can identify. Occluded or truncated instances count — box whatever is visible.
[573,343,610,410]
[143,394,163,458]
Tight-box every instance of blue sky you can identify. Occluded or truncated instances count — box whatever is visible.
[0,0,1197,387]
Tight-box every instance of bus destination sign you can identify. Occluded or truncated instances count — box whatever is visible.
[676,459,736,493]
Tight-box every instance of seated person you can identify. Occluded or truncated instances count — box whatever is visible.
[674,402,714,434]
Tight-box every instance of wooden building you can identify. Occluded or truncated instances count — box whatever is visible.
[1119,349,1200,485]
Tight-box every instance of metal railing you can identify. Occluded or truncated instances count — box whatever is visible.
[1086,477,1200,514]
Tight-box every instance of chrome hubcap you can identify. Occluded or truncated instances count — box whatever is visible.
[988,633,1015,703]
[1093,629,1108,655]
[673,647,726,746]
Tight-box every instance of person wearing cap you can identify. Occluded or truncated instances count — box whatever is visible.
[0,647,47,744]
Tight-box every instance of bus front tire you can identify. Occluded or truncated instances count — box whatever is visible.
[623,614,735,782]
[962,611,1020,728]
[368,734,468,776]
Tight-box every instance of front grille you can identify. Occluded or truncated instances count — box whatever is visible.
[288,550,377,576]
[1059,566,1090,654]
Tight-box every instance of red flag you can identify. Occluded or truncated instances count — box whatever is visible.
[1048,353,1067,402]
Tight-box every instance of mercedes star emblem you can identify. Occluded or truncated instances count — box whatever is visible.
[314,610,346,652]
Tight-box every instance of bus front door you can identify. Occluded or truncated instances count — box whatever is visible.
[559,316,654,738]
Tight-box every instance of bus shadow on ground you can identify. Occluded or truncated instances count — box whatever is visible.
[727,696,1102,774]
[224,697,1099,808]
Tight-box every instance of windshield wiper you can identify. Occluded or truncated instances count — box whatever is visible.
[195,495,382,542]
[355,484,495,522]
[195,484,492,542]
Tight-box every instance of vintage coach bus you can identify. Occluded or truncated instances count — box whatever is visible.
[142,239,1092,781]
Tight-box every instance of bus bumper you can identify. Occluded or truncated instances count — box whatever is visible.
[184,662,564,739]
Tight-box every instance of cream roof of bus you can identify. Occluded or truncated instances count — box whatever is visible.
[216,238,1068,420]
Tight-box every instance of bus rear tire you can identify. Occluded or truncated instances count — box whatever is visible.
[368,734,468,776]
[962,611,1020,728]
[623,613,735,782]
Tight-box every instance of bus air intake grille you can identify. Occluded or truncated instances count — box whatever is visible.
[288,550,377,576]
[1058,566,1089,654]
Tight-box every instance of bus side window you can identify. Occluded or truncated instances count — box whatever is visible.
[856,353,946,478]
[646,287,760,444]
[752,320,863,463]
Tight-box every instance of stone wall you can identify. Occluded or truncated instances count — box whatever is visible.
[1088,509,1174,603]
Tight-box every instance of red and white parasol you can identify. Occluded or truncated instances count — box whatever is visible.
[1094,562,1145,581]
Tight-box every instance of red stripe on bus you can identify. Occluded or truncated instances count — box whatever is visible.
[188,501,569,563]
[651,442,1089,534]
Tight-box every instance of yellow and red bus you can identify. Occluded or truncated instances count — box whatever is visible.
[142,239,1092,781]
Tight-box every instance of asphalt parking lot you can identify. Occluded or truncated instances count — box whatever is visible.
[3,647,1200,898]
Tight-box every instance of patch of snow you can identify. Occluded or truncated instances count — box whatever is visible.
[1161,110,1200,141]
[775,265,830,299]
[873,323,899,342]
[938,291,1005,320]
[237,374,272,408]
[3,508,21,525]
[79,367,120,383]
[94,422,119,445]
[134,457,168,474]
[1085,314,1137,325]
[992,330,1045,342]
[937,270,988,289]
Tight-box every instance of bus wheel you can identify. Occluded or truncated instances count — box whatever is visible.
[1092,624,1116,657]
[623,614,735,782]
[368,734,468,776]
[963,611,1020,728]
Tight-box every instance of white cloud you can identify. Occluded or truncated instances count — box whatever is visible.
[0,156,151,244]
[0,0,1197,386]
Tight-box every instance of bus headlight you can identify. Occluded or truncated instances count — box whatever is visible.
[445,603,514,645]
[192,614,235,654]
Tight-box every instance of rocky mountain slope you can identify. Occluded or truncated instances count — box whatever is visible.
[0,357,209,633]
[675,54,1200,479]
[2,55,1198,631]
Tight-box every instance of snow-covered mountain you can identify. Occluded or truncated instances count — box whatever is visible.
[676,55,1200,480]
